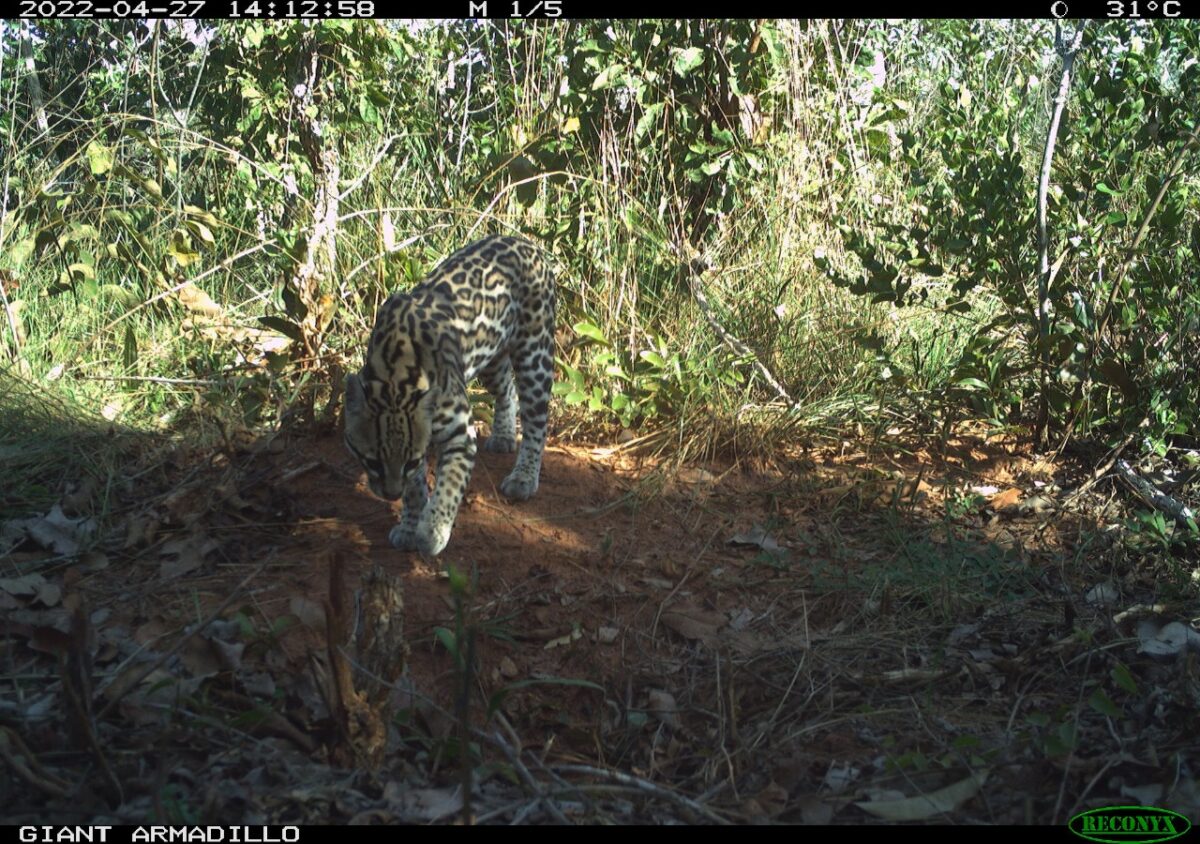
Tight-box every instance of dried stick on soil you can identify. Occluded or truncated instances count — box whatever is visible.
[486,721,571,824]
[0,726,70,798]
[552,763,730,825]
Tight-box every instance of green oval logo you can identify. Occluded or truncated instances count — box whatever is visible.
[1069,806,1191,844]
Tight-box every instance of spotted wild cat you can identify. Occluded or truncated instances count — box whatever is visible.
[344,234,555,556]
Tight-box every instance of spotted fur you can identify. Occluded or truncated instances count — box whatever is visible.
[344,234,555,556]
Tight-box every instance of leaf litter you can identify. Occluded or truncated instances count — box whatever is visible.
[2,425,1198,823]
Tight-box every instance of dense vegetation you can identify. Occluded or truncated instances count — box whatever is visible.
[2,20,1197,461]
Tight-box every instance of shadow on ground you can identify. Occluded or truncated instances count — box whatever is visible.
[2,405,1197,824]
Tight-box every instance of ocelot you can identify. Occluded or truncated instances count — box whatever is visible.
[344,234,555,557]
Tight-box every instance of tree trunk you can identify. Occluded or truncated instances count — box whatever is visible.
[19,20,54,158]
[1033,23,1086,448]
[289,29,340,360]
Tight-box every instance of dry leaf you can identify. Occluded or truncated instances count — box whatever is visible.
[4,505,96,555]
[798,794,835,824]
[499,656,519,678]
[1137,620,1200,657]
[289,596,326,630]
[1086,581,1119,606]
[660,601,725,645]
[0,574,46,597]
[990,488,1022,511]
[856,771,988,820]
[159,532,218,578]
[175,281,223,316]
[544,627,583,650]
[647,688,681,729]
[728,524,788,554]
[384,784,464,822]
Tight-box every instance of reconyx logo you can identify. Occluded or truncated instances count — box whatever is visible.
[1069,806,1191,844]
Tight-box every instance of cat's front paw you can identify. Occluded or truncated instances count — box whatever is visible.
[500,471,538,501]
[389,523,420,551]
[416,520,452,557]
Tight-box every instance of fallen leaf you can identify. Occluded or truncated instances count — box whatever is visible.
[499,656,519,678]
[728,524,788,555]
[798,794,835,824]
[1086,581,1119,606]
[823,763,860,793]
[660,601,725,645]
[544,627,583,650]
[647,688,680,729]
[243,672,276,698]
[990,488,1022,511]
[0,574,46,597]
[5,505,97,555]
[1137,620,1200,657]
[159,532,218,578]
[384,784,463,822]
[856,771,988,820]
[289,596,326,630]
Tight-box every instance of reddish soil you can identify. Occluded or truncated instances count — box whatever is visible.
[5,425,1197,823]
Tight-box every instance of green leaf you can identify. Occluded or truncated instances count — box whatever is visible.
[184,205,220,228]
[243,22,264,48]
[67,262,95,281]
[635,102,664,142]
[122,324,138,371]
[592,64,623,91]
[573,320,608,344]
[86,141,114,176]
[185,219,216,248]
[433,626,458,656]
[1110,662,1138,694]
[672,46,704,77]
[10,237,36,266]
[167,230,200,268]
[257,316,304,343]
[1088,689,1121,718]
[956,377,990,391]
